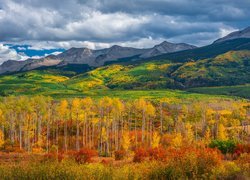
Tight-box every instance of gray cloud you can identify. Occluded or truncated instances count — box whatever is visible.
[0,0,249,52]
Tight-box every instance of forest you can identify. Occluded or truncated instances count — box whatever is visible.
[0,96,249,179]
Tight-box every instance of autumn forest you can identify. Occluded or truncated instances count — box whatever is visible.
[1,0,250,179]
[0,96,249,179]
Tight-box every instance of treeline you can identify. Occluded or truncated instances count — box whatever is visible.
[0,96,249,155]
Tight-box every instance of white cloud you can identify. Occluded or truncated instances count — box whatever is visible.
[0,44,29,64]
[23,40,110,50]
[219,27,238,38]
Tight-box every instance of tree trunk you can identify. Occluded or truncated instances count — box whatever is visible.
[64,120,68,152]
[76,119,79,151]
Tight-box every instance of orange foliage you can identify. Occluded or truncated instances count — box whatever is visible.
[133,148,148,162]
[148,146,167,161]
[114,150,126,160]
[234,144,250,157]
[74,148,98,164]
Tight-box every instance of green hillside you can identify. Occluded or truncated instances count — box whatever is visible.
[188,84,250,99]
[66,50,250,93]
[172,50,250,87]
[0,70,227,100]
[0,50,249,99]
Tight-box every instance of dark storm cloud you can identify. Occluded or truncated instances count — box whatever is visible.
[82,0,250,21]
[0,0,249,51]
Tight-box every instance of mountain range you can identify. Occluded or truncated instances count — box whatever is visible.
[0,26,249,98]
[0,41,196,74]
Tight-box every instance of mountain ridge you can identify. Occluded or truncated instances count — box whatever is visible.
[1,26,250,75]
[0,41,196,74]
[214,26,250,44]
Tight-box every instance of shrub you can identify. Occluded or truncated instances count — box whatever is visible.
[42,153,56,162]
[196,148,222,175]
[209,140,236,154]
[211,161,242,179]
[74,148,98,164]
[114,150,126,160]
[235,153,250,176]
[1,139,15,152]
[57,152,65,162]
[234,144,250,157]
[150,147,223,179]
[42,152,64,163]
[148,147,167,161]
[133,148,148,162]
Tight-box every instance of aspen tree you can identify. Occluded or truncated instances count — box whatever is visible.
[218,124,227,140]
[58,100,69,152]
[151,132,160,148]
[185,123,194,144]
[71,98,81,151]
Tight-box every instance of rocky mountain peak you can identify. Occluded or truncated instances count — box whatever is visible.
[140,41,196,58]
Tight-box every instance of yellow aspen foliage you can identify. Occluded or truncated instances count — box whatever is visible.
[136,98,147,110]
[58,100,68,118]
[151,132,161,148]
[72,98,80,110]
[0,130,4,148]
[101,127,108,142]
[206,108,215,117]
[204,128,211,145]
[219,110,232,116]
[218,124,228,140]
[161,97,182,105]
[72,98,81,118]
[172,133,182,148]
[185,123,194,144]
[146,103,155,117]
[121,131,131,151]
[113,98,124,113]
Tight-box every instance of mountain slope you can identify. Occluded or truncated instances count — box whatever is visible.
[214,26,250,44]
[139,38,250,64]
[65,50,250,92]
[0,55,62,75]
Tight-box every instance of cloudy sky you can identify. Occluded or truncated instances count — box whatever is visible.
[0,0,249,64]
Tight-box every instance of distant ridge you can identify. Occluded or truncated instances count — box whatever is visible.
[214,26,250,44]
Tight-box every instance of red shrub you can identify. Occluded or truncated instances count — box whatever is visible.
[74,148,98,164]
[114,150,126,160]
[57,152,64,162]
[133,148,148,162]
[164,147,222,177]
[66,150,77,157]
[196,148,222,173]
[234,144,250,157]
[148,147,167,161]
